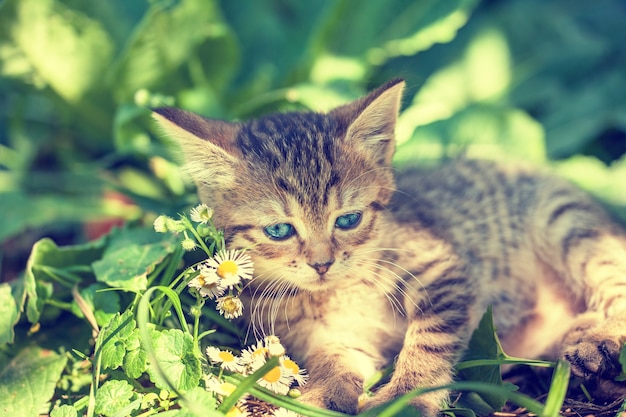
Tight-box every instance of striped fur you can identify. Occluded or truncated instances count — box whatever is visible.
[153,80,626,416]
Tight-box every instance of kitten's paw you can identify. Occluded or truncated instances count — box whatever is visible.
[560,314,626,400]
[561,315,623,379]
[298,379,362,414]
[562,337,621,379]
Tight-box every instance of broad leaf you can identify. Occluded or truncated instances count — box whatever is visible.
[108,0,237,101]
[147,329,201,392]
[123,343,148,379]
[0,347,67,417]
[2,0,114,103]
[0,280,24,344]
[50,405,79,417]
[93,228,176,292]
[99,310,138,371]
[457,306,516,413]
[24,237,105,323]
[70,283,121,327]
[95,379,136,417]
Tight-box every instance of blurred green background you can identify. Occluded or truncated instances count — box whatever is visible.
[2,0,626,282]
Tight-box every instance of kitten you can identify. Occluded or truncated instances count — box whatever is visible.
[153,80,626,416]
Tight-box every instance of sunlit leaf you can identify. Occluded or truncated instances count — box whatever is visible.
[395,104,546,166]
[70,283,121,327]
[92,228,176,292]
[147,329,202,392]
[24,237,105,323]
[108,0,237,101]
[0,347,67,417]
[0,281,23,344]
[50,404,79,417]
[123,343,148,379]
[457,307,516,412]
[3,0,114,102]
[99,310,137,371]
[94,379,136,416]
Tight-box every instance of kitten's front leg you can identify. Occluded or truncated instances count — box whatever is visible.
[361,322,459,417]
[363,266,475,417]
[298,344,371,414]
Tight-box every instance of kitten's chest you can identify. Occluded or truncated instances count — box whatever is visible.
[261,281,407,364]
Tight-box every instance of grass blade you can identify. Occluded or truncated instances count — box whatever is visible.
[542,360,570,417]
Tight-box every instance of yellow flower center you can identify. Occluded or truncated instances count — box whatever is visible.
[197,275,206,286]
[262,366,282,383]
[220,381,237,396]
[217,260,238,279]
[218,350,236,363]
[222,297,239,313]
[282,359,299,374]
[253,347,268,358]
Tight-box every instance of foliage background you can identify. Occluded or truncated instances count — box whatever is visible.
[0,0,626,415]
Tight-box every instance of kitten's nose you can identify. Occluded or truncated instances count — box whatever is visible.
[308,260,334,275]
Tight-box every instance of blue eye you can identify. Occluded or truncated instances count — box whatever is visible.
[335,212,362,230]
[264,223,295,240]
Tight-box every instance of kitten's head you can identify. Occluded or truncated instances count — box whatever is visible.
[153,80,404,292]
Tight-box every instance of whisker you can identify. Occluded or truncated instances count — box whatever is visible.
[357,258,427,314]
[350,263,405,321]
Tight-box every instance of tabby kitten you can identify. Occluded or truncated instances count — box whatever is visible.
[153,80,626,416]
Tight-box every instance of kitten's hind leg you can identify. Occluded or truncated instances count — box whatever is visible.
[531,181,626,395]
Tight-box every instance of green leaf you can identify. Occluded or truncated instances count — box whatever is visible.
[457,306,514,412]
[108,0,236,100]
[178,386,219,416]
[2,0,114,103]
[93,228,175,292]
[308,0,478,66]
[123,342,148,379]
[0,346,67,417]
[147,329,201,392]
[0,191,134,243]
[24,237,105,323]
[99,310,137,371]
[71,283,121,327]
[94,379,136,417]
[395,104,546,167]
[542,360,570,417]
[0,279,24,344]
[50,404,79,417]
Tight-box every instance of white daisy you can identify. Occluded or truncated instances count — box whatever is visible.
[240,340,269,372]
[280,356,308,386]
[205,376,238,397]
[188,265,225,299]
[207,250,254,288]
[190,204,214,224]
[216,295,244,319]
[265,335,286,357]
[257,365,293,395]
[206,346,244,373]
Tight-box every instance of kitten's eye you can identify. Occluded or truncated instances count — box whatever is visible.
[335,212,362,230]
[264,223,296,240]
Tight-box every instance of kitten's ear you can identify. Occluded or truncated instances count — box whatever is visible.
[333,79,405,165]
[152,107,241,187]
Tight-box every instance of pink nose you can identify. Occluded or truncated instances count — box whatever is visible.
[308,261,333,275]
